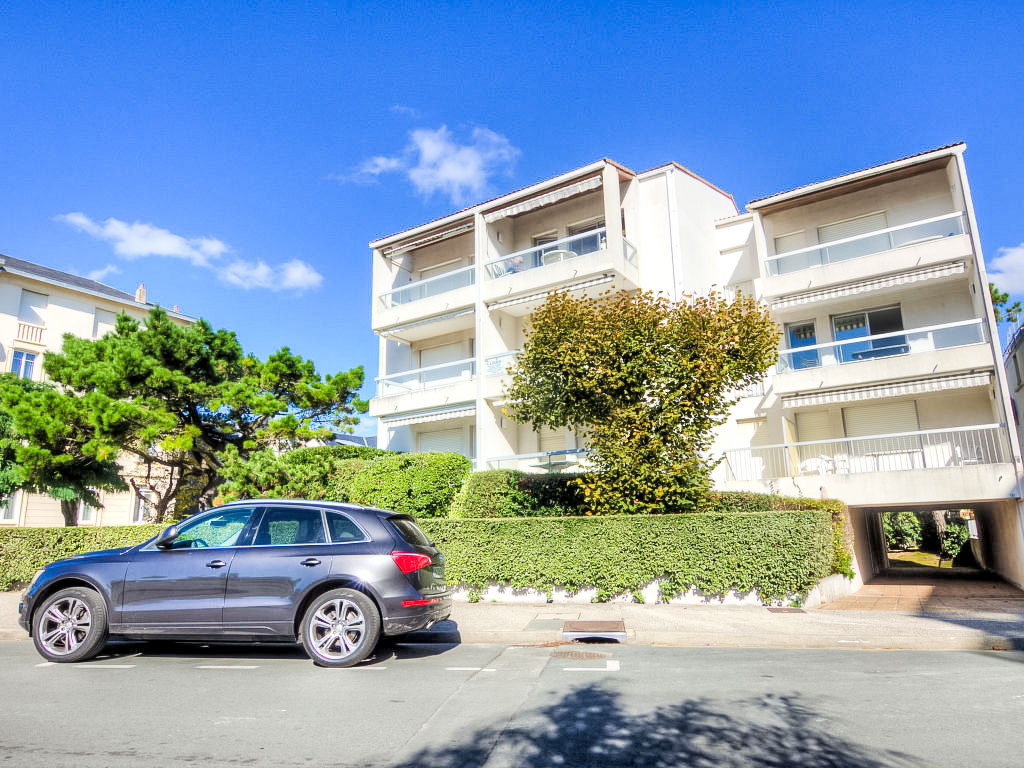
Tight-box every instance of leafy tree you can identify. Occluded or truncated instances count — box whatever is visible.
[505,290,778,514]
[882,511,922,551]
[989,282,1022,324]
[0,375,126,526]
[42,307,368,522]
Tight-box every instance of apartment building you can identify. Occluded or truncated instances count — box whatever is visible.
[369,143,1024,587]
[0,254,193,527]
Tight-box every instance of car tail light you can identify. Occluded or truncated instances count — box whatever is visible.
[391,551,431,574]
[401,597,441,607]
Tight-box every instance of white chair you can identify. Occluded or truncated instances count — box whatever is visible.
[541,249,576,265]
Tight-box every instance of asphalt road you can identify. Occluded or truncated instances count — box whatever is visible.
[0,638,1021,768]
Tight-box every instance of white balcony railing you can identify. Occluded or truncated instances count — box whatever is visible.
[765,211,967,276]
[485,350,520,376]
[379,265,475,309]
[485,448,588,472]
[484,227,637,279]
[722,424,1009,482]
[376,358,475,397]
[778,318,987,372]
[15,322,44,344]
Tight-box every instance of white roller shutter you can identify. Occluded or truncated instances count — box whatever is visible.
[773,231,805,255]
[796,411,833,442]
[418,428,468,456]
[18,290,47,324]
[539,428,567,453]
[818,212,888,243]
[419,342,467,387]
[843,401,919,438]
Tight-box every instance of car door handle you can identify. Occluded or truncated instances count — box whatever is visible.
[300,558,322,567]
[206,560,228,569]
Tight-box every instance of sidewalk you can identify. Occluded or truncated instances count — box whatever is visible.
[3,591,1022,651]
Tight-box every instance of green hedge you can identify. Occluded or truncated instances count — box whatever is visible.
[0,525,163,590]
[419,509,834,602]
[449,470,584,517]
[347,453,472,518]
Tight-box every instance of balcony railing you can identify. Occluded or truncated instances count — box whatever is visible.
[778,318,987,372]
[376,358,475,397]
[722,424,1009,482]
[15,322,44,344]
[765,211,967,276]
[484,227,637,279]
[484,350,520,376]
[379,265,475,309]
[486,448,588,472]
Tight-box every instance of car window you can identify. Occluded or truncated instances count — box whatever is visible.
[389,517,431,548]
[326,512,366,543]
[171,508,256,549]
[253,506,326,546]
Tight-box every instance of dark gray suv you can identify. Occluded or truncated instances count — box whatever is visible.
[18,500,451,667]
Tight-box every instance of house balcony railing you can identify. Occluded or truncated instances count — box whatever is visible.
[15,321,44,345]
[378,265,475,309]
[765,211,966,276]
[484,350,520,376]
[484,227,637,279]
[721,424,1009,482]
[375,358,475,397]
[485,448,588,472]
[777,318,987,372]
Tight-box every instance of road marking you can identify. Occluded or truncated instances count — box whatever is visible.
[35,662,55,668]
[82,664,137,669]
[196,665,260,670]
[564,660,620,672]
[445,667,496,672]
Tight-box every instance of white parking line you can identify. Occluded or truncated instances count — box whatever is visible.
[82,664,137,669]
[564,660,620,672]
[35,662,55,668]
[195,665,260,670]
[445,667,496,672]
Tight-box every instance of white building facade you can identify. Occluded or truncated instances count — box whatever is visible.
[369,144,1024,587]
[0,254,193,527]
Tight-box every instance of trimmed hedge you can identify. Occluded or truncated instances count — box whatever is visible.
[0,524,163,590]
[419,509,834,602]
[449,470,584,517]
[347,453,472,518]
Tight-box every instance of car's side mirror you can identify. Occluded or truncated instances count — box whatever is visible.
[155,524,180,549]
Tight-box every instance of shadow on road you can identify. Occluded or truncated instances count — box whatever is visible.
[396,683,922,768]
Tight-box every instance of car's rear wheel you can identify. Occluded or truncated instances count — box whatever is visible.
[32,587,108,663]
[300,588,380,668]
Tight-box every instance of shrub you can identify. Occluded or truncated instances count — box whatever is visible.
[450,470,585,517]
[348,452,472,517]
[323,458,370,502]
[419,509,834,602]
[883,511,922,551]
[941,519,970,562]
[0,524,164,590]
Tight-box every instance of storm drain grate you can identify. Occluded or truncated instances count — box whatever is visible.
[562,620,627,644]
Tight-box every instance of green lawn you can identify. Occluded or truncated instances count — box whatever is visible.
[887,549,952,568]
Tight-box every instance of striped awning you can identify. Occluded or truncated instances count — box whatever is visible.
[771,261,967,310]
[382,221,474,257]
[487,275,614,310]
[781,372,991,409]
[380,404,476,427]
[483,176,602,223]
[379,308,474,337]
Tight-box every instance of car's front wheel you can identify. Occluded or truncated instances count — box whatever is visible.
[300,588,380,668]
[32,587,109,663]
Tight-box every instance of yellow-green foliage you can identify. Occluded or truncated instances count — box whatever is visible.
[419,509,834,602]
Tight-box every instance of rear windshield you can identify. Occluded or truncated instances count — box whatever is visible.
[389,517,431,548]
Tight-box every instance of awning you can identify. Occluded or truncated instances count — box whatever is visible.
[382,221,474,257]
[379,308,474,336]
[771,261,967,310]
[380,404,476,427]
[482,176,602,223]
[781,372,991,409]
[486,275,614,310]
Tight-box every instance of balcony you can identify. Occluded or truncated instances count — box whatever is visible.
[482,227,639,311]
[373,265,476,341]
[483,350,520,399]
[718,425,1016,506]
[762,212,972,301]
[15,321,44,345]
[378,265,475,309]
[485,448,588,472]
[369,358,477,418]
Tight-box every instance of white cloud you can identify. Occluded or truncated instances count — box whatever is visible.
[85,263,121,282]
[341,124,520,206]
[988,243,1024,294]
[57,212,323,293]
[389,104,420,118]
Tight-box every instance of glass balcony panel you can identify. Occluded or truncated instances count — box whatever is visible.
[486,228,607,278]
[380,266,475,308]
[377,358,475,396]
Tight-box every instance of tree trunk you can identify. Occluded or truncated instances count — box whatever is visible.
[60,499,79,527]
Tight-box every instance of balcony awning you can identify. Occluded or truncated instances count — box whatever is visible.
[771,261,967,310]
[382,221,474,257]
[482,176,602,223]
[380,404,476,427]
[378,308,474,337]
[487,275,614,310]
[781,372,991,409]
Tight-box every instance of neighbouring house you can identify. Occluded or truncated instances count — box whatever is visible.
[368,143,1024,589]
[0,254,194,527]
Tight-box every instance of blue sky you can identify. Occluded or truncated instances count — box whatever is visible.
[2,1,1022,436]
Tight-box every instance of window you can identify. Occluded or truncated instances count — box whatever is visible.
[417,427,469,456]
[253,506,326,546]
[77,500,98,524]
[326,512,366,543]
[783,321,819,370]
[94,309,117,339]
[168,507,256,549]
[389,517,431,548]
[131,489,157,523]
[818,211,890,264]
[1,491,21,523]
[18,289,47,325]
[831,306,905,364]
[11,350,36,379]
[567,218,605,255]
